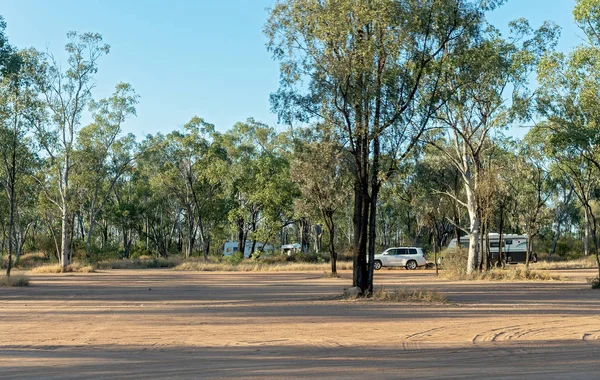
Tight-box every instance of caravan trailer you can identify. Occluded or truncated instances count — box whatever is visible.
[447,233,536,264]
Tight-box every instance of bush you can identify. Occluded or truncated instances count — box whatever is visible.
[372,287,446,303]
[0,275,30,287]
[341,286,446,303]
[286,251,329,263]
[15,252,49,268]
[589,277,600,289]
[259,253,289,265]
[442,266,563,281]
[225,254,244,266]
[533,256,597,269]
[96,256,181,269]
[85,245,121,262]
[438,248,468,277]
[31,262,96,273]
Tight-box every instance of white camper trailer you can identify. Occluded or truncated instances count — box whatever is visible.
[447,233,536,264]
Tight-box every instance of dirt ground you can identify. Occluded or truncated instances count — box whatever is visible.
[1,268,599,379]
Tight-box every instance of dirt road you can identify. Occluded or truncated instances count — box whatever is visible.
[1,269,599,379]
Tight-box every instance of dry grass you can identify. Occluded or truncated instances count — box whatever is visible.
[30,262,96,274]
[372,287,447,303]
[97,257,181,270]
[15,252,47,268]
[532,257,598,270]
[0,275,30,287]
[443,267,564,281]
[341,286,446,303]
[173,260,353,272]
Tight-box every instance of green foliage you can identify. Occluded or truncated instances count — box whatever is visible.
[590,277,600,289]
[225,254,244,266]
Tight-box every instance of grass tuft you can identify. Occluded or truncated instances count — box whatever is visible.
[532,257,597,270]
[442,267,563,281]
[31,262,96,273]
[341,286,446,303]
[371,287,447,303]
[0,275,30,287]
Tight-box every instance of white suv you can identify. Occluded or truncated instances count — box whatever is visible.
[373,247,427,270]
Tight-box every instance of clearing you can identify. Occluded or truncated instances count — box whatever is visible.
[1,268,599,379]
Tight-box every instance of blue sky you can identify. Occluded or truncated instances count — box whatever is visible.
[1,0,582,139]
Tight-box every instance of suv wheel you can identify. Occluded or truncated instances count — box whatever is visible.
[406,260,417,270]
[373,260,382,270]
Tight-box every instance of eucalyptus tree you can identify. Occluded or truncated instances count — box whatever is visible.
[546,173,576,257]
[160,117,228,259]
[73,83,138,256]
[223,119,296,259]
[135,133,182,257]
[512,137,552,268]
[534,0,600,277]
[291,126,352,275]
[35,32,110,269]
[429,22,558,273]
[266,0,491,294]
[0,48,42,276]
[411,147,462,250]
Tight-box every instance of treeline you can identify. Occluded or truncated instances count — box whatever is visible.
[1,1,600,291]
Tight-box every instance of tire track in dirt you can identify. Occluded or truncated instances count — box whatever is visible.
[582,331,600,341]
[472,321,600,344]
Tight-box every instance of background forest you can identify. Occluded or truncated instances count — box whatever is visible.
[1,1,600,293]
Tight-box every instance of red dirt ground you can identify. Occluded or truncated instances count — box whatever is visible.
[1,268,599,379]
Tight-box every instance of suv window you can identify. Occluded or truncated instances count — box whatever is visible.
[397,248,409,255]
[386,249,399,255]
[408,248,417,255]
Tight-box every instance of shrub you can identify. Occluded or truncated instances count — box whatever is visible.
[15,252,49,269]
[85,245,121,262]
[532,256,597,270]
[340,286,446,303]
[97,257,181,269]
[31,262,96,273]
[371,287,447,303]
[442,266,563,281]
[438,248,468,277]
[0,275,30,287]
[225,254,244,266]
[589,277,600,289]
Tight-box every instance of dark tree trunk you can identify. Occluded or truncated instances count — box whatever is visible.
[322,210,337,275]
[237,217,246,259]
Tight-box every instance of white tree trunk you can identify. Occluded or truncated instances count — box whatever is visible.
[60,155,70,270]
[60,203,69,269]
[465,177,479,274]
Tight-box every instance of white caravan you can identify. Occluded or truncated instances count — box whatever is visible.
[447,233,536,263]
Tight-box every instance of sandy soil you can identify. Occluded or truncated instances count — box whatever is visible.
[1,268,599,379]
